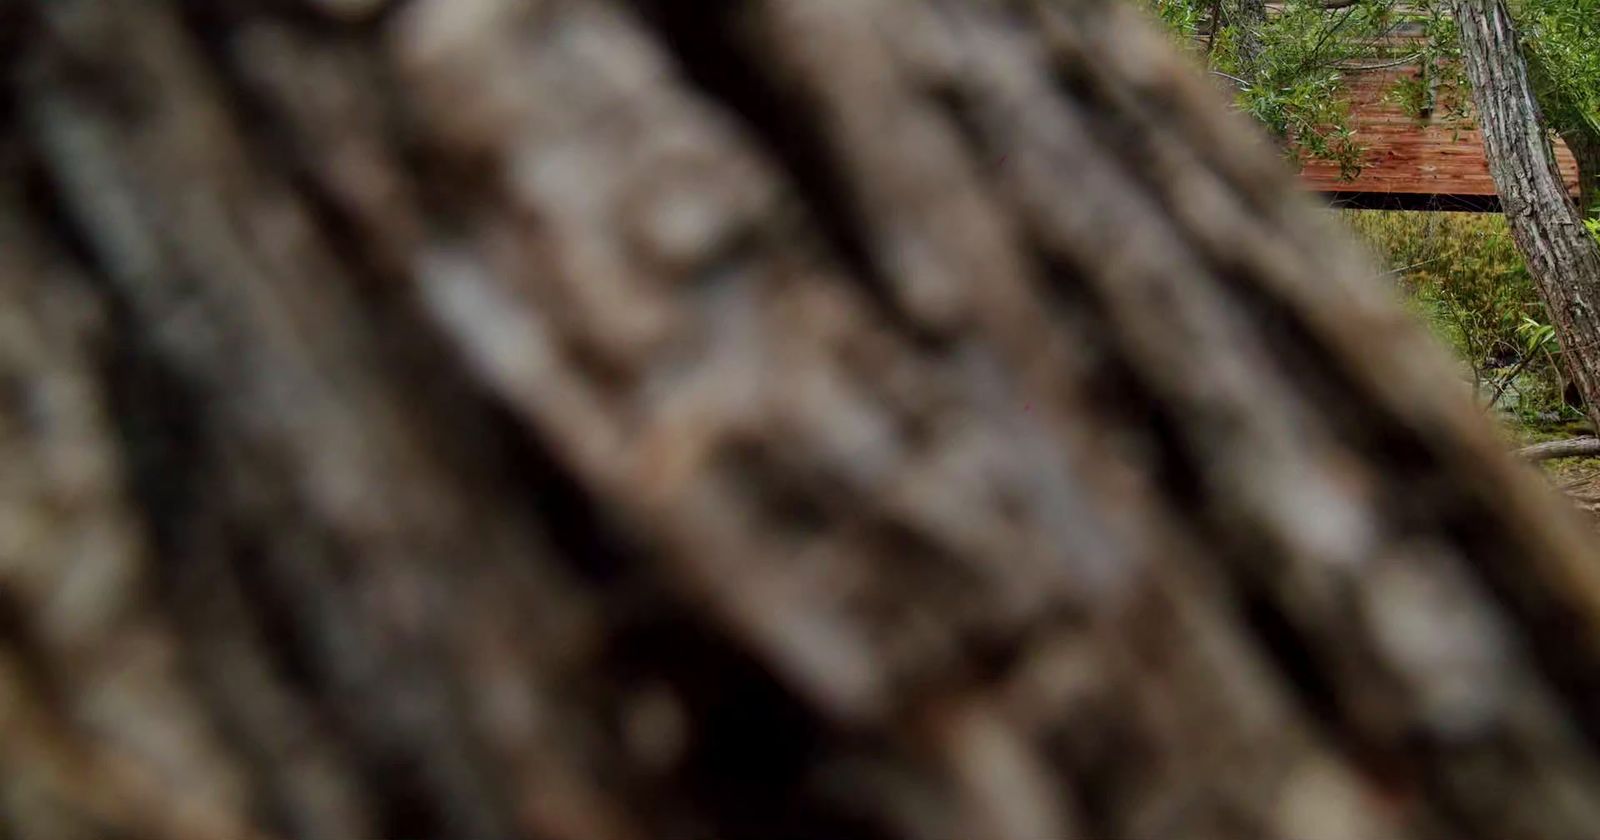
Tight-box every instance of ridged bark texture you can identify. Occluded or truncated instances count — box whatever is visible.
[4,1,1600,839]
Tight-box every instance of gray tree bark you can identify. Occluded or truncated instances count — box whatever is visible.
[1455,0,1600,429]
[1518,436,1600,461]
[7,1,1600,839]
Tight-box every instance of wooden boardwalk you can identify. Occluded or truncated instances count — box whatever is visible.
[1298,65,1580,211]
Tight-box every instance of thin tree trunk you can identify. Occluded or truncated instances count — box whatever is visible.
[1455,0,1600,430]
[1234,0,1269,83]
[7,1,1600,839]
[1562,128,1600,218]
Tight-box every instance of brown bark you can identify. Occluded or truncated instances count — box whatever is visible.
[1455,0,1600,430]
[6,1,1600,839]
[1562,129,1600,218]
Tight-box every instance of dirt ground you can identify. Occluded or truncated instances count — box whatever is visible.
[1546,459,1600,523]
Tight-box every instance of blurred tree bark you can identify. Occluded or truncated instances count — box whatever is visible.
[7,1,1600,839]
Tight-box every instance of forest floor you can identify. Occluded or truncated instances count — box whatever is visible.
[1514,426,1600,523]
[1552,467,1600,522]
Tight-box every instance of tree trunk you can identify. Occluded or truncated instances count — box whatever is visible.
[8,1,1600,839]
[1455,0,1600,430]
[1235,0,1268,71]
[1562,128,1600,218]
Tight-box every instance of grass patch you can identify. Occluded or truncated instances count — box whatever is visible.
[1340,209,1585,438]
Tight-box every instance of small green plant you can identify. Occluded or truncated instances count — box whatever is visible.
[1387,72,1433,120]
[1517,315,1558,357]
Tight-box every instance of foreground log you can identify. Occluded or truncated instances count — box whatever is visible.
[6,1,1600,838]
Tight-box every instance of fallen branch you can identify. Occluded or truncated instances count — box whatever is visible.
[1210,70,1253,90]
[1334,52,1426,73]
[1518,437,1600,461]
[1485,350,1539,412]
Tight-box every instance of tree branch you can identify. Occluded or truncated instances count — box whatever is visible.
[1335,52,1427,72]
[1210,70,1254,89]
[1517,437,1600,461]
[1486,349,1540,412]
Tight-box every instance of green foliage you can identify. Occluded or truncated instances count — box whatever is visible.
[1342,210,1577,427]
[1138,0,1594,188]
[1386,70,1435,119]
[1211,0,1397,174]
[1383,7,1474,132]
[1517,0,1600,143]
[1517,316,1558,357]
[1148,0,1206,38]
[1138,0,1470,178]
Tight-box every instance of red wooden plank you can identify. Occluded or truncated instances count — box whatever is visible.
[1297,65,1580,197]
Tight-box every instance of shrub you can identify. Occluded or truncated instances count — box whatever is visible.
[1341,209,1577,429]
